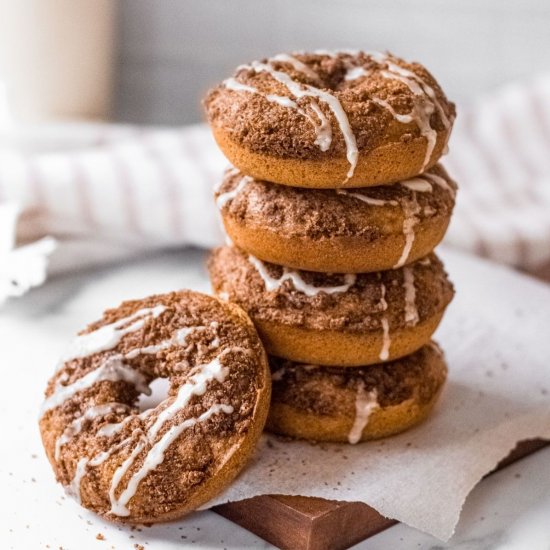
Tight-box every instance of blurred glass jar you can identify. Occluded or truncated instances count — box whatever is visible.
[0,0,115,124]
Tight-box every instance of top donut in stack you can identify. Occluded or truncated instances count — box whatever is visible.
[205,50,454,189]
[205,50,457,443]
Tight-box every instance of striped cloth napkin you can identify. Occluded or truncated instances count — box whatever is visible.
[0,74,549,303]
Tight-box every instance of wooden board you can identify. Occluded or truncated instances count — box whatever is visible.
[214,439,548,550]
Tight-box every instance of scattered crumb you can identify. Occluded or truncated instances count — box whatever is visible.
[134,545,145,550]
[96,533,105,541]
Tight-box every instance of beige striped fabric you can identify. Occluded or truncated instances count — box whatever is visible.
[1,75,549,279]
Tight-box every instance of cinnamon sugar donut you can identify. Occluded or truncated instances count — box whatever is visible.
[205,50,455,188]
[39,290,270,524]
[208,247,454,366]
[216,164,456,273]
[267,343,447,443]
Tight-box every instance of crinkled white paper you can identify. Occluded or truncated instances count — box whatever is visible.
[206,250,550,540]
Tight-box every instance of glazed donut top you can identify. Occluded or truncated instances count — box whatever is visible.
[216,164,456,240]
[208,247,454,333]
[270,343,446,414]
[205,50,456,179]
[39,291,268,522]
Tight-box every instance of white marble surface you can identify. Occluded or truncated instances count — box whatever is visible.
[1,248,549,550]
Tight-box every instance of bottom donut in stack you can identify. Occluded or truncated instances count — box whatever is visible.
[208,246,454,443]
[267,343,447,443]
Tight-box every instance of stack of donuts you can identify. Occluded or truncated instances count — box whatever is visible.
[206,50,457,443]
[38,49,458,526]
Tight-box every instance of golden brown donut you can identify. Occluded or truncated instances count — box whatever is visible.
[39,290,270,524]
[205,50,455,188]
[216,164,456,273]
[208,246,454,366]
[266,343,447,443]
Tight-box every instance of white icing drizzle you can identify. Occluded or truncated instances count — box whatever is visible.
[59,306,167,366]
[371,97,413,124]
[216,176,252,209]
[96,408,154,439]
[248,254,356,297]
[380,318,391,361]
[108,438,148,514]
[348,383,379,444]
[66,458,89,503]
[68,437,135,502]
[41,357,151,415]
[124,327,198,359]
[379,284,391,361]
[423,172,456,198]
[393,195,421,269]
[344,66,369,81]
[223,78,258,94]
[312,48,360,56]
[224,76,332,153]
[383,59,452,130]
[110,403,234,516]
[54,403,130,460]
[271,53,320,81]
[403,266,419,326]
[307,101,333,151]
[401,176,433,193]
[336,188,398,207]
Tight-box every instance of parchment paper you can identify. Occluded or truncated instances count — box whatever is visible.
[205,250,550,540]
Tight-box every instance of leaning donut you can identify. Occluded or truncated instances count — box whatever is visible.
[39,290,270,523]
[205,50,455,188]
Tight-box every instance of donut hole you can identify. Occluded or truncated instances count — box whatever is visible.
[138,377,170,412]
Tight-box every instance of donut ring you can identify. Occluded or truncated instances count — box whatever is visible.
[205,50,455,188]
[216,164,456,273]
[208,247,454,366]
[266,343,447,443]
[39,290,270,523]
